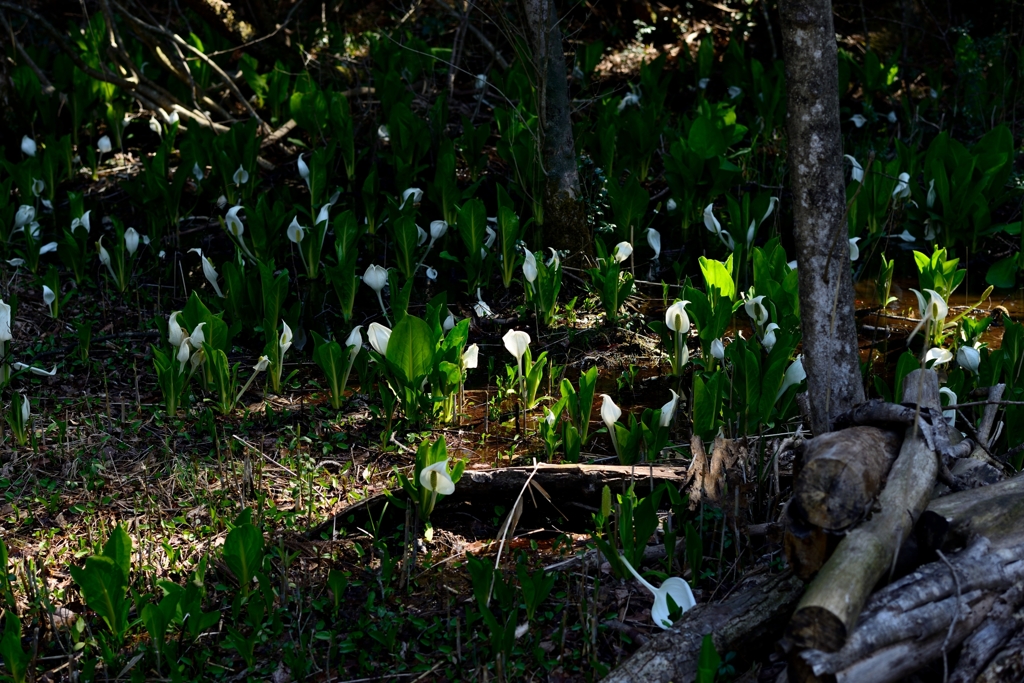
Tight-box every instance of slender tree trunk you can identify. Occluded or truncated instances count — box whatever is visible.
[780,0,864,435]
[519,0,590,259]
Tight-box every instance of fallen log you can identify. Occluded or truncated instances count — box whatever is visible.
[790,426,903,531]
[786,369,941,679]
[796,537,1024,683]
[781,502,834,581]
[927,471,1024,551]
[601,571,805,683]
[977,627,1024,682]
[308,463,690,539]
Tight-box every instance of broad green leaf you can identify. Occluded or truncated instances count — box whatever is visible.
[102,524,132,586]
[223,523,264,594]
[386,315,435,387]
[70,555,128,639]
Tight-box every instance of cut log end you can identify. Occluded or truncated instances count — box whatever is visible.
[787,606,847,653]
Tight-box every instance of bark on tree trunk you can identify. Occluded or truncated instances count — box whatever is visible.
[780,0,864,435]
[519,0,590,259]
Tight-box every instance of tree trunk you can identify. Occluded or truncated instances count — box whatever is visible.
[519,0,590,259]
[780,0,864,435]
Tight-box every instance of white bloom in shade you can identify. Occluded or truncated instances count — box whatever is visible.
[416,224,428,246]
[776,356,806,401]
[887,111,897,124]
[646,228,661,260]
[617,91,641,112]
[898,229,916,242]
[345,325,363,350]
[426,267,438,280]
[443,311,455,332]
[600,394,621,432]
[659,390,679,427]
[254,355,270,372]
[762,323,780,352]
[316,204,330,228]
[665,300,690,334]
[844,155,864,183]
[19,394,29,424]
[892,172,911,199]
[419,460,455,495]
[176,339,191,372]
[927,179,936,209]
[787,260,798,270]
[279,321,293,357]
[744,295,769,327]
[0,299,10,342]
[474,289,493,317]
[377,125,390,142]
[224,206,244,237]
[297,154,310,188]
[189,322,206,348]
[546,248,560,269]
[11,363,56,377]
[71,210,91,234]
[703,204,735,250]
[188,248,224,297]
[287,216,305,243]
[666,198,677,212]
[429,220,448,243]
[400,187,423,209]
[619,554,694,628]
[502,330,531,363]
[957,346,980,373]
[484,226,497,249]
[216,195,228,210]
[474,73,488,90]
[168,311,184,347]
[124,227,140,256]
[97,135,112,153]
[31,179,45,197]
[850,114,867,128]
[39,242,57,255]
[462,343,479,369]
[367,322,392,355]
[908,288,948,342]
[21,136,36,157]
[761,196,780,226]
[612,242,632,263]
[97,237,115,279]
[940,387,957,426]
[924,347,953,366]
[727,85,742,99]
[6,258,24,267]
[711,338,725,360]
[42,285,55,310]
[698,78,709,89]
[233,165,249,186]
[545,409,557,426]
[523,250,538,283]
[15,205,35,229]
[362,264,388,292]
[192,163,204,181]
[849,237,861,261]
[149,117,162,136]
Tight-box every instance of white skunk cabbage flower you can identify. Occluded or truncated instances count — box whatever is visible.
[618,554,695,629]
[188,248,225,297]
